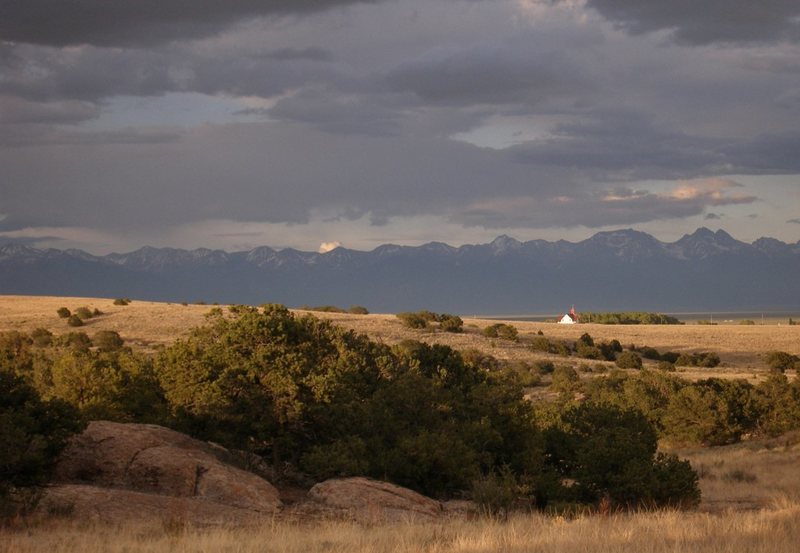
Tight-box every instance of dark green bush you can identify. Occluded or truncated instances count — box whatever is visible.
[94,330,124,352]
[482,323,518,341]
[550,365,580,393]
[347,305,369,315]
[396,312,429,329]
[764,351,800,372]
[113,298,130,306]
[66,314,84,327]
[615,351,642,370]
[57,332,92,352]
[74,307,93,320]
[439,314,464,333]
[0,370,85,506]
[56,307,71,319]
[542,403,699,509]
[31,328,53,348]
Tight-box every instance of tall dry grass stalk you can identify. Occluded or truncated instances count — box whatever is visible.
[3,502,798,553]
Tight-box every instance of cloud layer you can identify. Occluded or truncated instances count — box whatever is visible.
[0,0,798,251]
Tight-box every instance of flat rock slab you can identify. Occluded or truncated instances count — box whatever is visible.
[40,484,267,527]
[308,477,442,522]
[54,421,281,513]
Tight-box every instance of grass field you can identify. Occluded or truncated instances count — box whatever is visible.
[3,295,797,381]
[2,500,798,553]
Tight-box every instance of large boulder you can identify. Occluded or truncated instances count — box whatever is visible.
[308,477,442,522]
[53,421,281,513]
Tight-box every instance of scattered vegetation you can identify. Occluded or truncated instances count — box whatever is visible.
[765,351,800,372]
[66,315,84,327]
[579,312,682,325]
[482,323,519,341]
[113,298,131,306]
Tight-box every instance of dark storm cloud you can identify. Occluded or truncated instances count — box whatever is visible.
[507,112,727,180]
[384,33,595,106]
[267,88,407,136]
[578,0,800,44]
[0,44,338,102]
[0,0,375,47]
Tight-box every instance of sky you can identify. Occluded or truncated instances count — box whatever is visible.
[1,0,799,254]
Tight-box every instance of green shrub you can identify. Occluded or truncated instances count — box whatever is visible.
[113,298,130,306]
[94,330,124,352]
[74,307,93,320]
[675,352,720,368]
[57,332,92,352]
[482,323,518,341]
[542,404,699,509]
[575,343,603,360]
[66,315,84,327]
[657,361,676,372]
[532,360,556,375]
[639,346,661,361]
[396,312,429,329]
[439,314,464,333]
[30,328,53,348]
[530,336,570,356]
[347,305,369,315]
[615,351,642,370]
[765,351,800,372]
[56,307,71,319]
[472,468,519,517]
[550,365,580,393]
[0,370,85,505]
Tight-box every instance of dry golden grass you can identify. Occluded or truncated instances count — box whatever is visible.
[3,502,799,553]
[2,295,798,380]
[680,431,800,512]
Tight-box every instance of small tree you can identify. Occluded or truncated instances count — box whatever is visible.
[397,312,429,329]
[439,314,464,333]
[0,370,85,507]
[30,328,53,348]
[66,315,84,327]
[616,351,643,370]
[74,307,93,320]
[94,330,124,352]
[765,351,800,373]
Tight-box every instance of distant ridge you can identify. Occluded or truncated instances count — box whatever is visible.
[2,228,799,314]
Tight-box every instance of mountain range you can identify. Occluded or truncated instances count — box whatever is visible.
[2,228,799,314]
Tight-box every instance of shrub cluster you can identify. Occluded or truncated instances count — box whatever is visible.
[396,310,463,332]
[580,369,800,445]
[579,312,682,325]
[482,323,519,341]
[0,309,707,512]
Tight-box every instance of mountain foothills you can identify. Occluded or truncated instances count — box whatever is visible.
[2,228,799,313]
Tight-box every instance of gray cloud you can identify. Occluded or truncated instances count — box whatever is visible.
[451,179,757,229]
[579,0,800,44]
[0,96,99,124]
[507,112,727,180]
[0,0,374,47]
[0,44,339,102]
[704,213,722,220]
[788,218,800,224]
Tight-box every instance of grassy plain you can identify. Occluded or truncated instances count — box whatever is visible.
[2,500,799,553]
[2,295,799,551]
[2,295,798,380]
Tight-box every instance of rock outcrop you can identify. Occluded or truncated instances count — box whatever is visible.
[43,421,281,524]
[308,477,442,522]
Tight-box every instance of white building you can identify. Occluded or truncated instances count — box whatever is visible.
[558,305,578,324]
